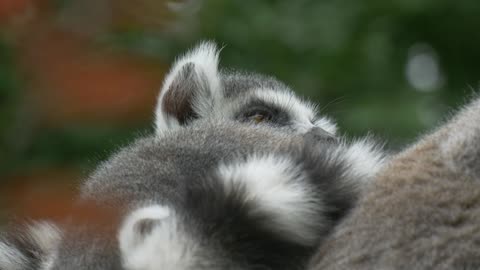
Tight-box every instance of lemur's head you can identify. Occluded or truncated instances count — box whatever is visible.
[156,41,337,138]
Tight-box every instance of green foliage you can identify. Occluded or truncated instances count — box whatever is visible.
[105,0,478,143]
[191,0,477,140]
[0,40,21,166]
[0,40,17,129]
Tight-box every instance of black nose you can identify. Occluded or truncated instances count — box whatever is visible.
[304,127,337,143]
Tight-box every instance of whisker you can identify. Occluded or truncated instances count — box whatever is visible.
[318,96,347,114]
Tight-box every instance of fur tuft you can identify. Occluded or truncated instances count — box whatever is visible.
[313,117,337,135]
[217,154,322,245]
[440,97,480,178]
[0,242,27,270]
[0,221,61,270]
[119,205,198,270]
[341,137,386,184]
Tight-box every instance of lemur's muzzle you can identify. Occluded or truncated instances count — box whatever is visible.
[305,127,337,143]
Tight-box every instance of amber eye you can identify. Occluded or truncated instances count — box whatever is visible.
[245,110,273,124]
[251,114,266,123]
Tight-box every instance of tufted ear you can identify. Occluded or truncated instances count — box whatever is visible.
[155,41,223,133]
[118,205,171,253]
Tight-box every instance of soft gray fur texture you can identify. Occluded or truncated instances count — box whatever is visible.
[0,121,383,270]
[80,121,382,270]
[0,42,384,270]
[308,95,480,270]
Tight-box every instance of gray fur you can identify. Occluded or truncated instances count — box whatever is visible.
[308,94,480,270]
[221,70,289,98]
[0,120,384,269]
[0,222,61,270]
[0,42,385,270]
[41,120,381,270]
[155,41,338,135]
[81,121,306,206]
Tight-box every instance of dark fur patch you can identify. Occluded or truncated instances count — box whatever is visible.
[235,98,291,127]
[134,218,159,238]
[298,139,356,226]
[183,173,311,270]
[162,63,199,125]
[180,139,356,270]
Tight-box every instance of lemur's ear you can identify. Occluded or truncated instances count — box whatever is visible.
[118,205,194,270]
[155,41,222,133]
[118,205,171,253]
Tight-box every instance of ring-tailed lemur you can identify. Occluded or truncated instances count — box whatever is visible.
[155,41,338,137]
[0,42,385,270]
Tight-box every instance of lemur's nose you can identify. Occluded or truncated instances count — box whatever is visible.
[305,127,337,143]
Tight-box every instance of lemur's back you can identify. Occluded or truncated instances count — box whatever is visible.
[81,121,305,207]
[309,96,480,270]
[53,121,376,270]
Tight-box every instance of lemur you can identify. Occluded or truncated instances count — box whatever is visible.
[154,41,338,136]
[309,94,480,270]
[0,42,385,270]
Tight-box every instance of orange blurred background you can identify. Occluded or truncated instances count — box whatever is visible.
[1,0,170,223]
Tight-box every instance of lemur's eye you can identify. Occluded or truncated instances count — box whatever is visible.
[245,109,273,124]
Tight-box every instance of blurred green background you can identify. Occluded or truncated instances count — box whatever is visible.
[0,0,479,221]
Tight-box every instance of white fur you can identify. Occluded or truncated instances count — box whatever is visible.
[41,252,57,270]
[155,41,222,132]
[341,138,385,184]
[314,117,338,135]
[217,154,323,245]
[0,242,27,270]
[119,205,198,270]
[27,222,62,254]
[246,88,337,135]
[27,222,62,270]
[254,89,316,129]
[0,222,61,270]
[439,98,480,177]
